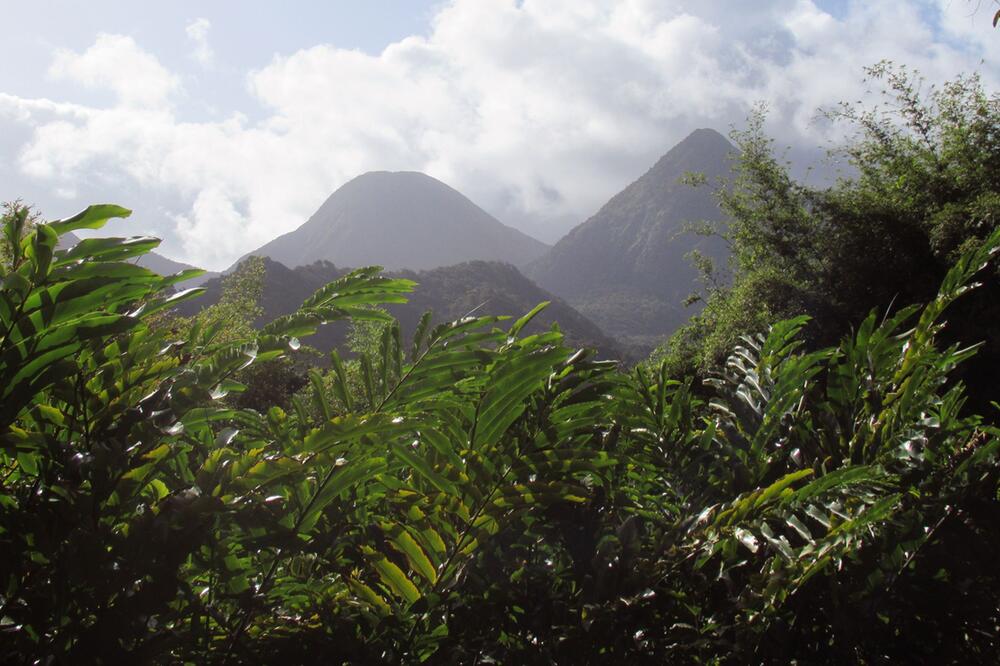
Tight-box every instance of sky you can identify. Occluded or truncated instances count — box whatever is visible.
[1,0,998,270]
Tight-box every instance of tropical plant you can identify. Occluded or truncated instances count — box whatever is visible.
[0,206,616,662]
[1,202,997,663]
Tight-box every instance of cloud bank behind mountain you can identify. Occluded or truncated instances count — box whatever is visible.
[1,0,997,269]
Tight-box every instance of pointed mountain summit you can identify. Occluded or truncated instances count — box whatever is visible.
[526,128,735,351]
[238,171,549,272]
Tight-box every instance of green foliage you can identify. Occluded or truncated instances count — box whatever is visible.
[0,201,43,271]
[1,200,998,663]
[0,207,614,662]
[168,256,315,413]
[654,65,1000,386]
[178,255,266,348]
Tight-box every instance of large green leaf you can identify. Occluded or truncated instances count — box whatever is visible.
[472,345,568,448]
[56,235,162,265]
[47,204,132,235]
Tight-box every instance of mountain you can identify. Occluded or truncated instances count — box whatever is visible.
[57,231,217,287]
[56,230,81,251]
[526,128,735,352]
[136,252,218,287]
[392,261,618,357]
[237,171,549,272]
[176,258,620,359]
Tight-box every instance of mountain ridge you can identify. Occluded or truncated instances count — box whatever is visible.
[177,257,621,360]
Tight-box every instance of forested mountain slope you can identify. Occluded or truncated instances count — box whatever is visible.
[177,257,620,358]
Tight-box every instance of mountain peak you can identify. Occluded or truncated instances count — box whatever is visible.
[681,127,730,143]
[347,170,444,187]
[233,171,549,272]
[646,128,735,178]
[353,169,437,179]
[526,128,735,350]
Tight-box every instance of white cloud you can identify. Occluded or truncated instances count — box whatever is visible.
[2,0,998,269]
[49,34,179,108]
[173,187,246,259]
[186,18,214,66]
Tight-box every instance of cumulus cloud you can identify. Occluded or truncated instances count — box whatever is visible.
[2,0,998,269]
[49,34,179,108]
[173,187,248,257]
[186,18,214,66]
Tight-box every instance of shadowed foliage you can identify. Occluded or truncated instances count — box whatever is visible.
[1,195,997,663]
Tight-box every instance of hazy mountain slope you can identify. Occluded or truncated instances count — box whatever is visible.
[238,171,549,271]
[57,231,217,287]
[177,258,620,359]
[526,128,735,350]
[56,231,81,250]
[394,261,618,358]
[136,252,218,287]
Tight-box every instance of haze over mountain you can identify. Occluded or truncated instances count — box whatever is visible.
[526,128,735,351]
[177,258,619,359]
[236,171,549,272]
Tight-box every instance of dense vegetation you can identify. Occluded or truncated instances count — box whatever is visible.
[2,66,999,664]
[656,64,1000,394]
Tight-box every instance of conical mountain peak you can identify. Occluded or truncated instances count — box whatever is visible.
[526,129,736,351]
[647,128,735,175]
[235,171,549,272]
